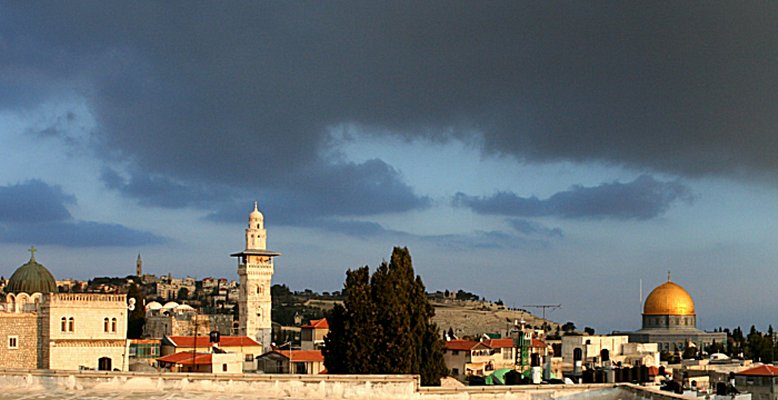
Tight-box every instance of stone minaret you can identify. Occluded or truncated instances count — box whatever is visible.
[231,202,280,350]
[136,254,142,277]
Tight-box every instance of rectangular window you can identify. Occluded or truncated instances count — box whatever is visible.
[452,368,459,376]
[222,364,228,372]
[8,336,18,349]
[245,354,254,362]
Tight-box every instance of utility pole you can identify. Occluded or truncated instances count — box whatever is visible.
[522,304,562,321]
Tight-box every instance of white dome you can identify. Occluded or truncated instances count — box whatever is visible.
[145,301,163,311]
[175,304,195,311]
[162,301,180,309]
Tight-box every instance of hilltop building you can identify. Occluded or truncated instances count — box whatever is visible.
[627,276,726,354]
[231,202,280,351]
[0,248,128,370]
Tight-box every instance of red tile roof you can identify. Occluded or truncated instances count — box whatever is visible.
[737,365,778,376]
[272,350,325,362]
[167,336,261,348]
[487,338,514,348]
[157,351,212,365]
[301,319,329,329]
[532,339,547,348]
[445,340,479,351]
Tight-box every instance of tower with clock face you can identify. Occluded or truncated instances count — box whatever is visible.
[231,202,280,350]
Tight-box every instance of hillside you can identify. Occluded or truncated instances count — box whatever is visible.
[431,300,560,339]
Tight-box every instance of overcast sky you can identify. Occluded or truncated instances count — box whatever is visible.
[2,2,777,332]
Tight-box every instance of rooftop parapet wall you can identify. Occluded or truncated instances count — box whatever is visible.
[0,369,627,399]
[47,294,127,303]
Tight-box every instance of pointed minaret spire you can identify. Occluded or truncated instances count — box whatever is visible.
[253,200,258,212]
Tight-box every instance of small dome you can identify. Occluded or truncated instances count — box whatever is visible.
[249,201,263,221]
[145,301,163,311]
[5,252,57,295]
[643,280,695,316]
[175,304,195,311]
[162,301,180,309]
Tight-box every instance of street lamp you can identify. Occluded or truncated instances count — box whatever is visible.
[275,341,294,374]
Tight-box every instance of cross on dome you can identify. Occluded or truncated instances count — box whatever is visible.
[28,245,37,261]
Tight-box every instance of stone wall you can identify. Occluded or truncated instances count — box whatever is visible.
[0,369,625,399]
[0,313,37,369]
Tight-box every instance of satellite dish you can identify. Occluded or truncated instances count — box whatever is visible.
[128,298,136,311]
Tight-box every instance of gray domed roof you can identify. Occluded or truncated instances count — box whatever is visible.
[5,250,57,294]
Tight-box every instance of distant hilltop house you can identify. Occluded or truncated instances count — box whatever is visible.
[0,247,128,371]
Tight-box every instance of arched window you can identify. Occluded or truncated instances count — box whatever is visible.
[61,317,67,332]
[68,317,74,332]
[98,357,112,371]
[104,318,110,332]
[111,318,117,332]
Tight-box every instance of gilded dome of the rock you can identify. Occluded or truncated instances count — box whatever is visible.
[5,255,58,294]
[643,281,695,316]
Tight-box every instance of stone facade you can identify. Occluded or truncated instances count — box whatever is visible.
[232,203,280,350]
[40,293,129,370]
[0,313,37,369]
[144,313,211,339]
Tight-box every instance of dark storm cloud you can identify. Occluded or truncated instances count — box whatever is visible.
[454,175,693,220]
[101,167,226,209]
[0,180,74,223]
[200,158,429,224]
[508,219,564,238]
[2,2,777,221]
[3,221,166,247]
[0,180,166,246]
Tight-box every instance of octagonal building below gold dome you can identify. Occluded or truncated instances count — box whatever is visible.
[643,281,695,316]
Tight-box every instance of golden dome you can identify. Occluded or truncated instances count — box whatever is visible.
[643,280,695,316]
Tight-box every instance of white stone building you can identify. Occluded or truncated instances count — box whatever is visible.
[561,334,659,371]
[231,202,280,351]
[1,248,129,371]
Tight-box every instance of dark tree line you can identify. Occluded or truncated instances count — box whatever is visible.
[323,247,448,386]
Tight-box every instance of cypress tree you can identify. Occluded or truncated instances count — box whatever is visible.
[323,247,447,386]
[323,266,375,374]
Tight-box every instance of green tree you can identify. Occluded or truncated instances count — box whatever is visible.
[323,266,376,374]
[323,247,447,386]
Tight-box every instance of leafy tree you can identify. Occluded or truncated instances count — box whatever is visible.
[584,327,595,335]
[323,247,447,386]
[561,322,577,333]
[177,287,189,301]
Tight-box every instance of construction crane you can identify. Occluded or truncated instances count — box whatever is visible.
[522,304,561,321]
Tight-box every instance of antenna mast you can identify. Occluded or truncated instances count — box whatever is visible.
[522,304,562,321]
